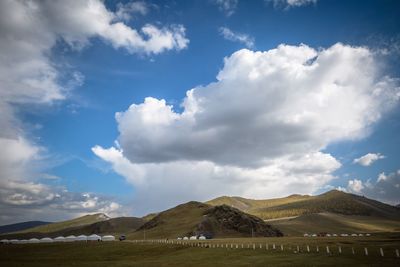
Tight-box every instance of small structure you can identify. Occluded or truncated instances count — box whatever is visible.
[54,236,66,242]
[40,237,53,243]
[326,234,331,237]
[102,235,115,241]
[0,239,9,244]
[332,234,338,237]
[198,235,206,240]
[87,234,101,241]
[65,235,77,242]
[358,233,364,237]
[189,235,197,240]
[76,235,88,241]
[183,236,189,240]
[10,239,19,244]
[366,233,371,236]
[303,233,309,237]
[351,234,358,237]
[311,234,317,237]
[20,239,28,244]
[177,237,182,240]
[28,238,40,244]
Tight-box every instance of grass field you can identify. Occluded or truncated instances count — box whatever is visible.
[1,235,399,266]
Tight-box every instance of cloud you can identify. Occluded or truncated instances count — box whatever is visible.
[0,0,188,224]
[219,27,254,48]
[353,153,385,166]
[115,1,149,22]
[213,0,238,17]
[93,43,399,215]
[266,0,317,9]
[346,170,400,205]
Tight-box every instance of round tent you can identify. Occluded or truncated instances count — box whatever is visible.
[65,235,77,242]
[40,237,53,243]
[198,235,206,240]
[183,237,189,240]
[102,235,115,241]
[0,239,9,244]
[189,236,197,240]
[10,239,19,244]
[87,234,101,241]
[76,235,88,241]
[28,238,40,244]
[54,236,66,242]
[20,239,28,244]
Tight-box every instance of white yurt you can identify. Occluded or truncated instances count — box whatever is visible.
[366,233,371,236]
[87,234,101,241]
[177,237,182,240]
[20,239,28,244]
[351,233,358,237]
[54,236,66,242]
[28,238,40,244]
[40,237,53,243]
[1,239,9,244]
[76,235,88,241]
[65,235,77,242]
[10,239,19,244]
[102,235,115,241]
[198,235,206,240]
[183,236,189,240]
[189,236,197,240]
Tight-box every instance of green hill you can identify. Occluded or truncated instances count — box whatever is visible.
[207,190,400,220]
[129,201,282,239]
[15,213,110,234]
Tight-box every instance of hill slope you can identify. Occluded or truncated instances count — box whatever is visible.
[0,221,51,234]
[207,190,400,220]
[12,213,110,235]
[129,201,282,239]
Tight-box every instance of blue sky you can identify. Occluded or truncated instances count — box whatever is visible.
[1,0,399,224]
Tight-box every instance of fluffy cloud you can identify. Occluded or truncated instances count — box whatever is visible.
[219,27,254,48]
[213,0,238,17]
[0,0,188,224]
[266,0,317,9]
[93,43,399,214]
[346,170,400,205]
[115,1,149,22]
[353,153,385,166]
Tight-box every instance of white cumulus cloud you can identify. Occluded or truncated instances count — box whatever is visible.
[346,170,400,205]
[353,153,385,166]
[266,0,317,9]
[93,43,399,215]
[0,0,188,224]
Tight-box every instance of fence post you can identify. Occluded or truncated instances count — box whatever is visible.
[273,243,276,250]
[307,245,310,253]
[260,244,262,249]
[352,247,355,255]
[396,249,399,258]
[380,248,384,257]
[281,244,284,251]
[316,246,319,253]
[297,245,300,253]
[338,246,342,254]
[364,247,368,256]
[253,244,256,250]
[326,246,330,254]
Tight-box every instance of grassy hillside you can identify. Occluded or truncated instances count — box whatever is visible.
[12,213,110,235]
[0,221,51,234]
[129,201,282,239]
[270,212,400,236]
[207,190,400,220]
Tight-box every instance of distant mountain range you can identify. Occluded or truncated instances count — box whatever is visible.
[0,221,51,234]
[1,190,399,239]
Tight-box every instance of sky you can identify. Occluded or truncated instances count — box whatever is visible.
[0,0,400,225]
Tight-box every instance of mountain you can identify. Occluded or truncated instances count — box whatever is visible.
[0,215,144,239]
[207,190,400,220]
[15,213,110,234]
[207,190,400,235]
[129,201,282,239]
[0,221,51,234]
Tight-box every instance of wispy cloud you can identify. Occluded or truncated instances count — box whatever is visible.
[213,0,238,17]
[219,27,254,48]
[353,153,385,166]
